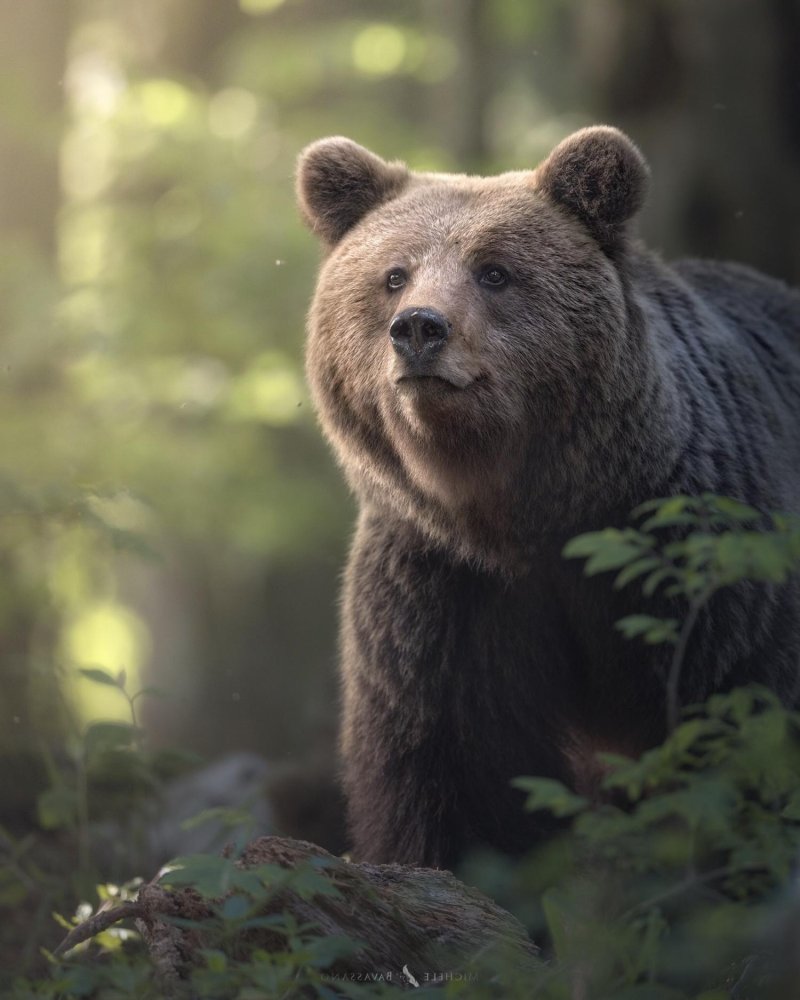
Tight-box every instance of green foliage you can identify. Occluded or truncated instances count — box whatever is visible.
[565,494,800,730]
[0,666,199,992]
[11,495,800,997]
[33,668,178,839]
[512,777,588,818]
[564,494,800,604]
[500,686,800,998]
[12,851,370,1000]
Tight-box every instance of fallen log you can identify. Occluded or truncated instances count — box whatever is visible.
[55,836,538,993]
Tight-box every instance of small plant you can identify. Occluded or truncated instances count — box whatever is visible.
[35,668,175,880]
[0,668,194,992]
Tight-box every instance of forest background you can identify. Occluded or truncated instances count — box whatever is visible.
[2,0,800,982]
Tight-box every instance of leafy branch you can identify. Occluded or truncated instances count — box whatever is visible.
[564,494,800,730]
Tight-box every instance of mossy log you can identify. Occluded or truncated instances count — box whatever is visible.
[55,836,538,993]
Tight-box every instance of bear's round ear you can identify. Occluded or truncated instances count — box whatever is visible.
[535,127,649,250]
[296,137,409,245]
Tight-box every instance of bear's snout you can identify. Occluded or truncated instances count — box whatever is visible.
[389,307,450,373]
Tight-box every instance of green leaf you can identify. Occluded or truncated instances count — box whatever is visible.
[714,532,794,584]
[637,495,696,531]
[640,511,696,531]
[632,495,690,518]
[220,893,251,921]
[77,667,124,688]
[614,556,662,590]
[635,780,737,835]
[663,718,717,758]
[160,854,238,897]
[573,528,654,575]
[642,567,674,597]
[616,615,679,644]
[562,530,609,558]
[586,543,649,575]
[512,776,588,817]
[705,495,761,522]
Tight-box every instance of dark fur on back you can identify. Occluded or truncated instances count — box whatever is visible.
[297,128,800,867]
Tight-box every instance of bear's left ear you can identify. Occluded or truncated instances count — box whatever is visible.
[535,126,649,251]
[296,137,409,246]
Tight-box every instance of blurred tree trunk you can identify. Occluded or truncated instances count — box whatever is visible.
[0,0,69,257]
[112,0,246,83]
[0,0,70,762]
[425,0,493,169]
[567,0,800,283]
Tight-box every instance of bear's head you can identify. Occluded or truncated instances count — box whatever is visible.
[297,128,654,560]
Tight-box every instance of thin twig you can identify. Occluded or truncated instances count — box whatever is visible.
[53,900,144,957]
[665,585,714,732]
[620,861,765,923]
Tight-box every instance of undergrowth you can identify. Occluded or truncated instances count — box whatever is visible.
[5,495,800,998]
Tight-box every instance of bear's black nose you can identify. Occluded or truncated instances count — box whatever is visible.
[389,307,450,365]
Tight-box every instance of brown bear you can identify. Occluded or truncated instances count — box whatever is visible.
[296,127,800,868]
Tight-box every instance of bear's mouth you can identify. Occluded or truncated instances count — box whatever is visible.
[395,374,471,394]
[398,374,458,387]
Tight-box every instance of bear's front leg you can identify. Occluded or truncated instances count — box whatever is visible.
[339,511,573,868]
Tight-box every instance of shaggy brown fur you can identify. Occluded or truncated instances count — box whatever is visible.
[297,128,800,868]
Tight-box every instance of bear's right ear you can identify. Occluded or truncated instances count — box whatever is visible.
[296,137,409,246]
[535,126,649,252]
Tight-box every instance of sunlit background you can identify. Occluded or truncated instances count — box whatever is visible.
[1,0,799,972]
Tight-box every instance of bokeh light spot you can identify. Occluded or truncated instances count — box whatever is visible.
[208,88,259,140]
[352,24,407,77]
[136,79,193,127]
[240,0,286,13]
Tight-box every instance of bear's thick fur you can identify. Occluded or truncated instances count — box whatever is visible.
[297,127,800,868]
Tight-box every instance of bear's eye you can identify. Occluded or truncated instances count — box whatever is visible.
[386,268,407,291]
[479,266,509,289]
